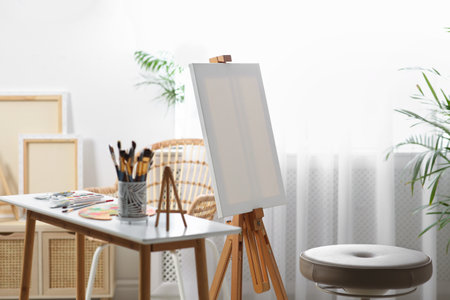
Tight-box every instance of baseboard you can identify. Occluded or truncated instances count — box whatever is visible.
[114,280,180,300]
[113,279,138,300]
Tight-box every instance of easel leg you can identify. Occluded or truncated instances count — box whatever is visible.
[139,245,151,300]
[243,215,270,293]
[258,227,287,299]
[194,239,209,300]
[231,230,243,300]
[209,236,233,300]
[211,211,287,300]
[76,233,86,300]
[20,211,36,300]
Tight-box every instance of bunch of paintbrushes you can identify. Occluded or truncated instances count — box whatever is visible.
[109,141,154,182]
[62,199,113,213]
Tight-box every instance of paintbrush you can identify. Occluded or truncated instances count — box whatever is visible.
[117,140,124,180]
[62,199,113,213]
[128,141,136,180]
[108,145,121,179]
[123,150,133,182]
[62,199,113,209]
[119,152,125,181]
[140,148,153,182]
[135,151,144,181]
[120,150,130,182]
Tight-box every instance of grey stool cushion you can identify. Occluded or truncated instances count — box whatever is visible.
[300,244,432,290]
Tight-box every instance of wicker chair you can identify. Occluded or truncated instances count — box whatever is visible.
[84,139,225,300]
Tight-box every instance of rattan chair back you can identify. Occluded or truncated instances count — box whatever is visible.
[147,139,215,219]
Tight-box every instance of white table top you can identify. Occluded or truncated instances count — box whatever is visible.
[0,192,241,245]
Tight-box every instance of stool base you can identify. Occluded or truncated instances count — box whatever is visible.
[316,283,416,299]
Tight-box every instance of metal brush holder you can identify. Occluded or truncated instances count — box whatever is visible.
[118,181,147,219]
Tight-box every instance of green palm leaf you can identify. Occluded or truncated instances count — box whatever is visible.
[390,62,450,252]
[134,51,185,107]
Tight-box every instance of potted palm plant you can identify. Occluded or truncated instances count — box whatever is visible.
[387,67,450,251]
[134,51,185,107]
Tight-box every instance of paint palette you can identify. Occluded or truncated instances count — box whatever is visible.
[79,203,156,220]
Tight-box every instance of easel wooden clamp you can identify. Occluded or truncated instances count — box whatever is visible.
[208,55,288,300]
[209,55,232,63]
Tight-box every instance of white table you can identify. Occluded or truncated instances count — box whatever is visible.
[0,192,241,300]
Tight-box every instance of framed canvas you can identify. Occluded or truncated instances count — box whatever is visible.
[19,135,82,194]
[190,63,286,218]
[0,92,68,196]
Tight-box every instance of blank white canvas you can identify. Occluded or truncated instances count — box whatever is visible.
[190,63,286,218]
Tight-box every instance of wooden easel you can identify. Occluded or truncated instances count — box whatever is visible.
[208,55,287,300]
[0,164,19,220]
[155,166,187,231]
[209,208,287,300]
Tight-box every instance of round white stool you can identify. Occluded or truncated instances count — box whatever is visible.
[299,244,432,300]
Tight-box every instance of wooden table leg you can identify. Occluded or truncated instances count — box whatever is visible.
[194,239,209,300]
[139,245,151,300]
[76,233,86,300]
[20,211,36,300]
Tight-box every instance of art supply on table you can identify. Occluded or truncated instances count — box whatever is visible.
[118,181,147,218]
[34,194,52,200]
[154,166,187,231]
[35,191,74,201]
[108,141,154,183]
[107,141,154,221]
[62,203,96,213]
[48,191,105,208]
[62,199,114,209]
[108,145,120,179]
[62,199,113,213]
[78,203,156,220]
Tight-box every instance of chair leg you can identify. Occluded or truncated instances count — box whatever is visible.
[86,243,110,300]
[205,238,230,300]
[170,250,185,300]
